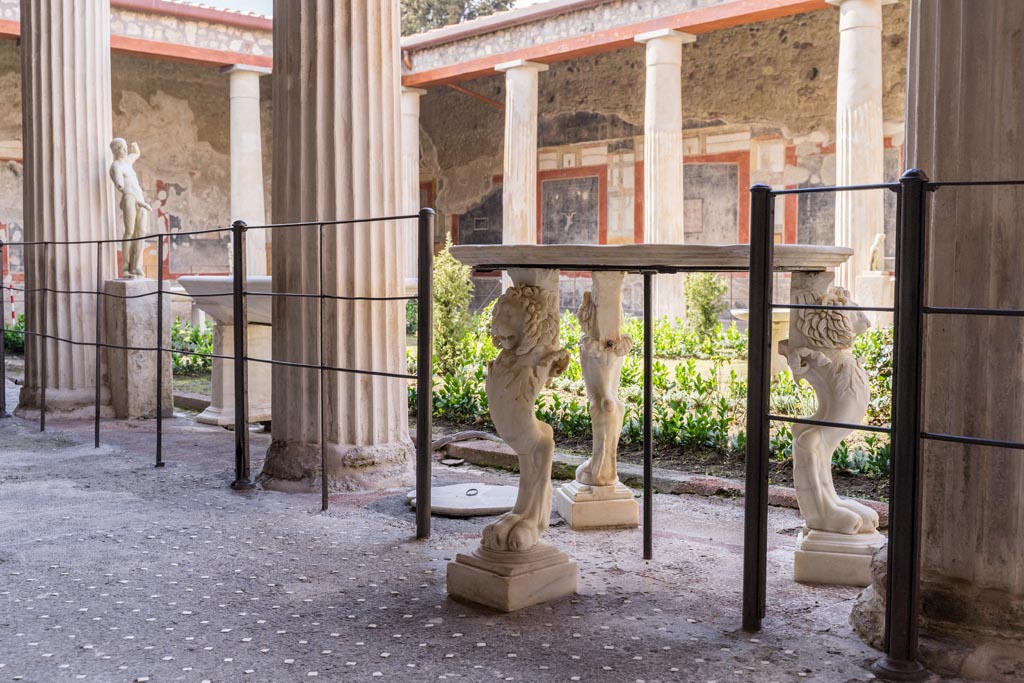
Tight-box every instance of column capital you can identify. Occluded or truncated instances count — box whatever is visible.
[634,28,697,45]
[495,59,549,73]
[402,86,428,96]
[220,64,272,77]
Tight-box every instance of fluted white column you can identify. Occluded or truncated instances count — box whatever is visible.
[224,65,270,276]
[829,0,892,292]
[261,0,412,491]
[401,86,426,291]
[910,0,1024,672]
[636,29,694,320]
[851,2,1024,677]
[18,0,116,415]
[496,60,547,247]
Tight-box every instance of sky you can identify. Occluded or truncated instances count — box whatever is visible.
[202,0,547,17]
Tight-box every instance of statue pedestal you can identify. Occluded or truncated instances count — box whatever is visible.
[793,527,885,587]
[103,278,172,419]
[554,480,638,529]
[447,543,578,612]
[854,271,895,326]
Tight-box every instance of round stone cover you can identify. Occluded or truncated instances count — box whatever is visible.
[406,483,518,517]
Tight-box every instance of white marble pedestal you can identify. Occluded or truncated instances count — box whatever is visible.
[554,480,638,529]
[198,322,272,426]
[854,271,894,326]
[178,276,273,426]
[794,527,885,587]
[103,279,172,419]
[447,544,578,612]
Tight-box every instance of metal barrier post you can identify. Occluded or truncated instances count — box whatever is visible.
[231,220,254,489]
[642,270,653,560]
[40,242,48,432]
[0,238,7,418]
[94,242,103,447]
[872,169,929,681]
[155,234,165,467]
[318,223,328,512]
[415,208,435,540]
[742,184,775,632]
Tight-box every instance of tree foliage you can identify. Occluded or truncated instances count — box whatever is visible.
[401,0,516,36]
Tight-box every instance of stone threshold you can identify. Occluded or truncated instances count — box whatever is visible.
[173,391,210,413]
[444,438,889,529]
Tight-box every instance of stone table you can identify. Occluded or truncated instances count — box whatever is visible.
[446,243,874,611]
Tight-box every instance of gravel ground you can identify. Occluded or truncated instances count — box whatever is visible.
[0,378,948,683]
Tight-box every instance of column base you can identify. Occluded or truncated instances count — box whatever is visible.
[260,438,414,492]
[554,480,638,529]
[447,542,578,612]
[16,386,113,419]
[793,526,885,586]
[195,402,272,427]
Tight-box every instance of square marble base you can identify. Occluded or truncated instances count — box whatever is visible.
[794,527,885,587]
[554,480,639,529]
[447,543,578,612]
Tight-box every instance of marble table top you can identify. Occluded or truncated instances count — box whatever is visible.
[450,243,852,273]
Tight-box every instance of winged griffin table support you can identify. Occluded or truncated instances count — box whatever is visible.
[446,244,865,611]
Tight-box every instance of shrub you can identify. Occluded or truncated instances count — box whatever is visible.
[432,237,474,376]
[405,299,418,336]
[853,325,893,426]
[171,318,214,375]
[3,313,25,354]
[684,272,728,340]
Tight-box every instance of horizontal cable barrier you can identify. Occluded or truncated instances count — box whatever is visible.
[920,432,1024,451]
[923,305,1024,317]
[0,209,436,539]
[927,179,1024,189]
[766,414,892,435]
[770,182,899,196]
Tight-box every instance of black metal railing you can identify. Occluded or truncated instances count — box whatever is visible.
[0,209,435,539]
[742,169,1024,681]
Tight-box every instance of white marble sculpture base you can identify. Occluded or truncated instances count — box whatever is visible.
[447,543,578,612]
[854,271,895,326]
[554,480,639,529]
[793,526,885,587]
[195,323,272,426]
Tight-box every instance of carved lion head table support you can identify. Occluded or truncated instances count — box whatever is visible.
[446,268,578,611]
[781,271,884,586]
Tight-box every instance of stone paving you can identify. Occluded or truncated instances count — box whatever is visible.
[0,381,947,683]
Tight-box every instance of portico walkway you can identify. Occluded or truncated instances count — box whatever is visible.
[0,379,946,683]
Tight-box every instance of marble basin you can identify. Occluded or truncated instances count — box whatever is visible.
[178,275,273,325]
[176,275,273,426]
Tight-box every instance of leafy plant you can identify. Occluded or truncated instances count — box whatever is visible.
[405,299,418,336]
[170,318,214,376]
[684,272,729,341]
[3,313,25,354]
[432,237,474,376]
[854,325,893,426]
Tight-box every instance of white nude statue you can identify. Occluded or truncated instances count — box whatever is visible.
[779,272,879,536]
[575,272,633,486]
[481,278,569,552]
[109,138,152,279]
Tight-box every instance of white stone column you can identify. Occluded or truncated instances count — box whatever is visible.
[400,87,426,292]
[829,0,892,293]
[224,65,270,276]
[496,60,546,249]
[17,0,116,416]
[635,29,694,321]
[851,2,1024,678]
[261,0,412,491]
